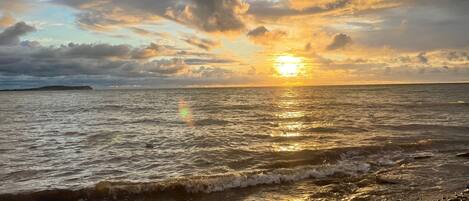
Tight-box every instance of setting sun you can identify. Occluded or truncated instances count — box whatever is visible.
[275,55,303,77]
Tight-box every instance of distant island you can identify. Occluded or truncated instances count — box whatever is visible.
[0,85,93,91]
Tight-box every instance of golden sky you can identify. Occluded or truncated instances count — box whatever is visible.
[0,0,468,88]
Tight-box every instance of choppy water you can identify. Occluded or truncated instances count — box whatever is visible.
[1,84,469,201]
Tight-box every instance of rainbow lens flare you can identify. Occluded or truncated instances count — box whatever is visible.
[178,99,193,126]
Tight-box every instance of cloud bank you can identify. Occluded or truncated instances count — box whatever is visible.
[0,22,255,88]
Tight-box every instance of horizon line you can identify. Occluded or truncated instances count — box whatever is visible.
[101,81,469,90]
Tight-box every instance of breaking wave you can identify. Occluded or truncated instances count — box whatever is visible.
[0,159,371,201]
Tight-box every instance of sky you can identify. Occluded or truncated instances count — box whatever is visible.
[0,0,468,89]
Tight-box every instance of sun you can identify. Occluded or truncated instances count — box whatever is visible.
[275,55,303,77]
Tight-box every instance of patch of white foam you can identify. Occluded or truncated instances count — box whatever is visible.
[97,159,372,194]
[179,160,367,193]
[184,159,370,193]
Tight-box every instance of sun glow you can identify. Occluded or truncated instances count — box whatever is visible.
[275,55,303,77]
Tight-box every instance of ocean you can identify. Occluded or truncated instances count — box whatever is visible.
[0,84,468,201]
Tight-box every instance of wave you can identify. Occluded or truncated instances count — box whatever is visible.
[0,159,371,201]
[379,124,469,132]
[2,140,468,201]
[391,101,469,108]
[254,138,469,170]
[127,118,162,124]
[304,126,368,133]
[194,119,231,126]
[315,101,469,110]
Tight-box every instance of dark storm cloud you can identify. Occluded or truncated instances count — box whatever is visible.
[182,35,220,51]
[326,33,352,50]
[0,22,36,46]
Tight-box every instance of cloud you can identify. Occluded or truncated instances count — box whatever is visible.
[20,40,41,48]
[0,45,184,78]
[288,0,344,10]
[62,43,132,59]
[247,26,287,44]
[445,51,469,62]
[417,52,428,64]
[246,0,402,22]
[247,26,268,37]
[388,50,469,67]
[14,42,176,61]
[0,25,178,78]
[182,35,220,51]
[309,51,469,84]
[131,43,177,59]
[304,42,312,51]
[166,0,249,32]
[53,0,170,31]
[347,0,469,51]
[52,0,400,34]
[141,58,188,75]
[0,23,235,83]
[247,0,351,19]
[0,22,36,46]
[326,33,352,50]
[129,27,169,38]
[54,0,249,33]
[192,66,233,78]
[74,8,161,31]
[184,58,234,65]
[175,50,213,57]
[0,41,255,88]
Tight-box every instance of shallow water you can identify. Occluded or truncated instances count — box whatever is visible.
[0,84,468,200]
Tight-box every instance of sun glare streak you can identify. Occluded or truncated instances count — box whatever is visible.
[275,55,304,77]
